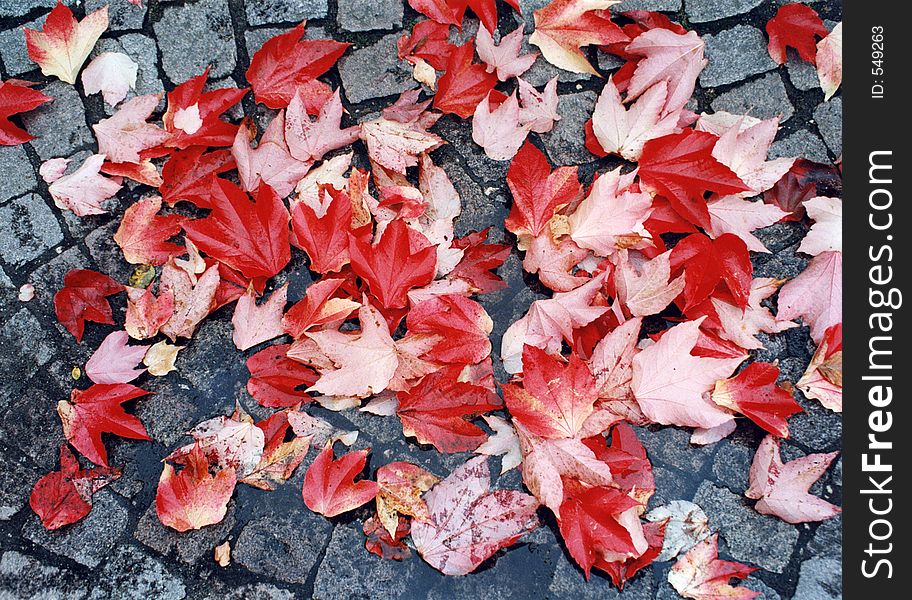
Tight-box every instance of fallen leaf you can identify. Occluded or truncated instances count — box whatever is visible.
[505,141,581,239]
[47,154,122,217]
[706,195,789,253]
[85,330,148,384]
[645,500,711,562]
[364,514,411,560]
[246,24,349,109]
[590,78,679,161]
[475,415,521,474]
[816,23,842,100]
[359,116,444,175]
[81,52,137,106]
[765,3,827,65]
[160,148,236,207]
[614,250,684,317]
[285,88,359,162]
[349,219,437,310]
[57,384,150,467]
[796,323,842,412]
[433,42,498,118]
[411,456,539,576]
[29,445,120,530]
[668,534,759,600]
[159,261,220,340]
[529,0,628,75]
[163,67,247,148]
[712,362,803,438]
[517,77,561,134]
[214,541,231,567]
[626,29,707,115]
[406,294,493,364]
[746,435,840,523]
[797,196,841,255]
[375,461,439,536]
[232,284,288,351]
[475,25,536,82]
[25,1,108,84]
[156,443,236,532]
[144,340,182,377]
[246,344,318,408]
[397,364,502,453]
[776,250,841,343]
[114,195,185,265]
[710,277,796,350]
[232,113,312,198]
[0,79,52,145]
[183,179,291,280]
[472,91,531,161]
[302,445,378,518]
[170,408,265,478]
[631,319,745,429]
[54,269,123,342]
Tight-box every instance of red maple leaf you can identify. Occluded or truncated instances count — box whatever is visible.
[29,445,121,530]
[766,4,828,65]
[349,219,437,310]
[281,277,359,339]
[156,442,236,532]
[449,229,511,294]
[0,79,52,145]
[246,24,349,109]
[291,187,354,274]
[505,141,581,238]
[670,233,752,311]
[160,148,235,208]
[558,479,640,578]
[113,195,186,266]
[162,67,248,149]
[433,42,499,118]
[408,0,520,33]
[502,346,601,439]
[246,344,318,408]
[639,131,749,230]
[585,422,655,507]
[397,20,455,70]
[57,384,150,467]
[182,179,291,280]
[712,362,803,438]
[301,445,379,518]
[397,365,502,453]
[406,295,492,364]
[598,519,666,589]
[364,514,411,560]
[54,269,124,342]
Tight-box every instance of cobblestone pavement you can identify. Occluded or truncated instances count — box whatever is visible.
[0,1,842,598]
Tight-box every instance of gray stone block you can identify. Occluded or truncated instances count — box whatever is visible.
[246,0,328,26]
[234,509,333,584]
[313,522,418,599]
[0,550,88,599]
[153,0,237,82]
[686,0,764,23]
[0,449,33,520]
[786,52,820,91]
[711,73,794,123]
[794,558,842,600]
[85,0,146,31]
[20,82,94,160]
[0,0,62,19]
[0,194,63,267]
[88,545,186,600]
[0,24,35,76]
[613,0,683,11]
[700,26,777,88]
[769,129,831,163]
[339,34,414,104]
[338,0,403,32]
[693,481,799,573]
[635,426,717,473]
[712,441,752,493]
[0,145,37,203]
[814,97,842,157]
[22,490,130,567]
[541,90,597,166]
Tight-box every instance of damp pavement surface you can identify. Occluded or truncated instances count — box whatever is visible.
[0,1,842,598]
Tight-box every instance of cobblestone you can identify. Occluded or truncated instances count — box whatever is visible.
[0,145,38,203]
[246,0,328,26]
[686,0,765,23]
[711,72,795,123]
[701,26,777,88]
[337,0,403,32]
[338,34,415,104]
[154,0,237,82]
[20,82,94,160]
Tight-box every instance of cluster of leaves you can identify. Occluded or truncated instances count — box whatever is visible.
[13,1,843,596]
